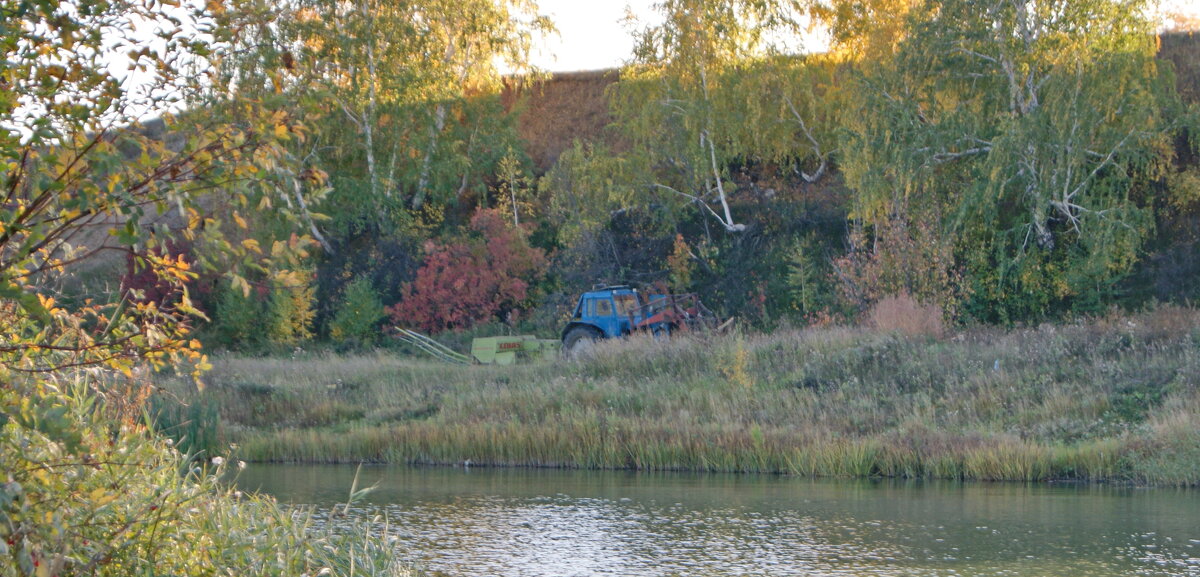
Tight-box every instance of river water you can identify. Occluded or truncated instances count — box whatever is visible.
[238,464,1199,577]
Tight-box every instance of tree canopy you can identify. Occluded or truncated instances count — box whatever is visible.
[839,0,1176,319]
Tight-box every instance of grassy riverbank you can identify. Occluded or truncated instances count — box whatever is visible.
[156,307,1200,485]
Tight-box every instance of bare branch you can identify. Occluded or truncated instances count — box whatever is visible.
[1060,128,1140,212]
[336,96,366,133]
[953,46,999,64]
[651,183,744,232]
[783,95,828,183]
[928,147,992,165]
[701,130,745,232]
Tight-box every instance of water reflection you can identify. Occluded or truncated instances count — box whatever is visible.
[239,465,1200,577]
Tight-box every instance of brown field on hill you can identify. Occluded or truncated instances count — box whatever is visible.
[505,69,625,173]
[1160,32,1200,103]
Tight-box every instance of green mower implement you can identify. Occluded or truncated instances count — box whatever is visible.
[394,328,559,365]
[470,335,560,365]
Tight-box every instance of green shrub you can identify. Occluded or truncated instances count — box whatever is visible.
[211,278,266,348]
[150,391,223,458]
[785,233,836,318]
[330,276,387,345]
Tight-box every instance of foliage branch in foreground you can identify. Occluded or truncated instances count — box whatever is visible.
[0,0,316,376]
[0,377,406,576]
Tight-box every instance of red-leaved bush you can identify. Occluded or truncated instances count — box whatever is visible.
[387,209,547,333]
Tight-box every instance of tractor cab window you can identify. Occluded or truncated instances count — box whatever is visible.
[592,298,614,317]
[613,293,638,316]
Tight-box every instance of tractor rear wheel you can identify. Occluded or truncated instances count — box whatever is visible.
[563,326,602,358]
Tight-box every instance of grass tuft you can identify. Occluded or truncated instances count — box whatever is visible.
[156,309,1200,485]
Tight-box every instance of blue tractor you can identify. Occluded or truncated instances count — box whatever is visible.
[560,285,719,353]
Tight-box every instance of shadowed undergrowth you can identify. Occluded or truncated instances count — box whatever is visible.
[156,308,1200,485]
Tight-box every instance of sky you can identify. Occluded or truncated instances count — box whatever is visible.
[529,0,1200,73]
[529,0,659,72]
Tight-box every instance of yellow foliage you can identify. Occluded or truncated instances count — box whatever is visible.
[667,234,694,292]
[816,0,920,62]
[721,338,754,389]
[1167,168,1200,208]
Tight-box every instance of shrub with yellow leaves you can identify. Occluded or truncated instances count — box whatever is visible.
[0,377,410,577]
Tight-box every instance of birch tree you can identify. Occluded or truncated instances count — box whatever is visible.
[840,0,1174,319]
[408,0,552,211]
[718,54,843,185]
[614,0,806,233]
[282,0,551,229]
[810,0,920,61]
[281,0,428,233]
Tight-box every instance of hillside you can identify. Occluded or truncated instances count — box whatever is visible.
[514,32,1200,174]
[1160,32,1200,104]
[58,31,1200,346]
[504,69,623,173]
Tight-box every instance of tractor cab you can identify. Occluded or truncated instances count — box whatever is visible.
[570,286,644,338]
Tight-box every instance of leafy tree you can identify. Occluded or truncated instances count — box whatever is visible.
[266,270,317,345]
[275,0,552,235]
[211,278,267,348]
[839,0,1175,320]
[229,0,554,324]
[403,0,553,212]
[0,0,405,573]
[0,0,307,377]
[120,240,205,311]
[543,141,643,246]
[810,0,920,61]
[312,235,420,334]
[717,55,844,185]
[494,147,537,227]
[785,233,840,320]
[832,216,965,318]
[387,208,547,333]
[667,233,696,292]
[614,0,807,233]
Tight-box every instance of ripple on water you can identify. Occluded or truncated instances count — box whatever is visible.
[241,468,1200,577]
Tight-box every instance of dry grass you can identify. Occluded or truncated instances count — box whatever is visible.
[867,293,945,338]
[155,307,1200,484]
[504,69,626,172]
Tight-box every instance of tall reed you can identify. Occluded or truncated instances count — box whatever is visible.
[156,307,1200,485]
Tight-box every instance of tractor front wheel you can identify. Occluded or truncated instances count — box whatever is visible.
[563,326,602,358]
